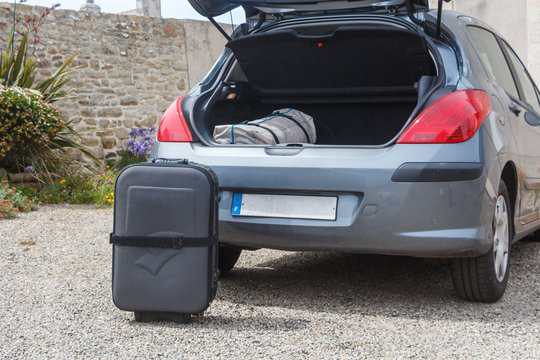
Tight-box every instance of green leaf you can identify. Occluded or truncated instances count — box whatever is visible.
[36,51,78,102]
[50,129,101,168]
[1,27,15,84]
[8,30,29,85]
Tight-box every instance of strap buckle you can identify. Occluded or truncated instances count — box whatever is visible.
[171,236,183,249]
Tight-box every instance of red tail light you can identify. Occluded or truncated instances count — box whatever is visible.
[397,89,491,144]
[157,96,193,142]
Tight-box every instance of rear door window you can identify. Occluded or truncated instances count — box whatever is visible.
[501,41,540,114]
[466,26,519,99]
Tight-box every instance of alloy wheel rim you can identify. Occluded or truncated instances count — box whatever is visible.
[493,195,509,282]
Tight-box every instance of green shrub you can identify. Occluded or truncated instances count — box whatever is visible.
[0,180,35,219]
[1,18,98,172]
[0,86,64,170]
[20,168,118,207]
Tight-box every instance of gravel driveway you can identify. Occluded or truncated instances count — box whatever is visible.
[1,205,539,359]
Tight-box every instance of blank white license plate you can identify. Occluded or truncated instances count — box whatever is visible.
[231,193,337,220]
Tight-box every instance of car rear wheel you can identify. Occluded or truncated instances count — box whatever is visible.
[530,229,540,241]
[451,180,511,302]
[218,245,242,276]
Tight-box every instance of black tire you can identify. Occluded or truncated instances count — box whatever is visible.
[451,180,511,302]
[529,230,540,242]
[218,245,242,276]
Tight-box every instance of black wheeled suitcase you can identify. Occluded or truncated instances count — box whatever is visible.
[110,159,219,324]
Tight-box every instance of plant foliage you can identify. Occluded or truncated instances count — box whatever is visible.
[0,180,34,219]
[20,168,118,207]
[0,3,100,172]
[0,85,64,169]
[1,28,77,103]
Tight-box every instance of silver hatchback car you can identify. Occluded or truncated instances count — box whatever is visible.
[152,0,540,302]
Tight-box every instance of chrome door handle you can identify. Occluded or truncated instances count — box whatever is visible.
[509,103,521,115]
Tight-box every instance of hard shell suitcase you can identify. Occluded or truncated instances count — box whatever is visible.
[110,159,219,324]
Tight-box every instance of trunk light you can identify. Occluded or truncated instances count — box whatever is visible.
[397,89,491,144]
[157,96,193,142]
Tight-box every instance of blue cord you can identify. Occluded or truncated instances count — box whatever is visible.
[231,109,292,143]
[258,108,292,124]
[230,124,236,144]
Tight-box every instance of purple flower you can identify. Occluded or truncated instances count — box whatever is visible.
[108,180,114,185]
[25,165,35,173]
[125,127,156,158]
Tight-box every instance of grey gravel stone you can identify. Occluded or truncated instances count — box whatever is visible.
[1,205,539,359]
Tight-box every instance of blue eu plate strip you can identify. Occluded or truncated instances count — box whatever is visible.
[231,193,243,215]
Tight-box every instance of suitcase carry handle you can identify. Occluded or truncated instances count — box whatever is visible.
[110,233,217,249]
[151,158,188,164]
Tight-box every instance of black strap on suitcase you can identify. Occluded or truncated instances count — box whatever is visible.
[109,234,217,249]
[111,159,219,324]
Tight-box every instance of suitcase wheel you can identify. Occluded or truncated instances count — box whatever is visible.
[134,311,191,324]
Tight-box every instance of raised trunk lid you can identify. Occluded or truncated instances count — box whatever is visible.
[225,26,436,96]
[187,0,429,18]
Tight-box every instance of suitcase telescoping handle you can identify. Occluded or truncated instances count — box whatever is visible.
[109,233,217,249]
[151,158,188,165]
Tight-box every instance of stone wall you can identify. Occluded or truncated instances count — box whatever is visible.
[0,3,230,163]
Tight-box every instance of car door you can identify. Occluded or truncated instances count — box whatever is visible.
[465,25,538,225]
[500,40,540,223]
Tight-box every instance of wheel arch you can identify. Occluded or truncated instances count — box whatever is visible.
[501,161,517,236]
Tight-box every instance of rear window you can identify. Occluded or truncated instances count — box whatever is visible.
[466,26,519,99]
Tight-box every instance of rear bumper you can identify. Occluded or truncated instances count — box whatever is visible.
[152,133,497,257]
[216,174,493,257]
